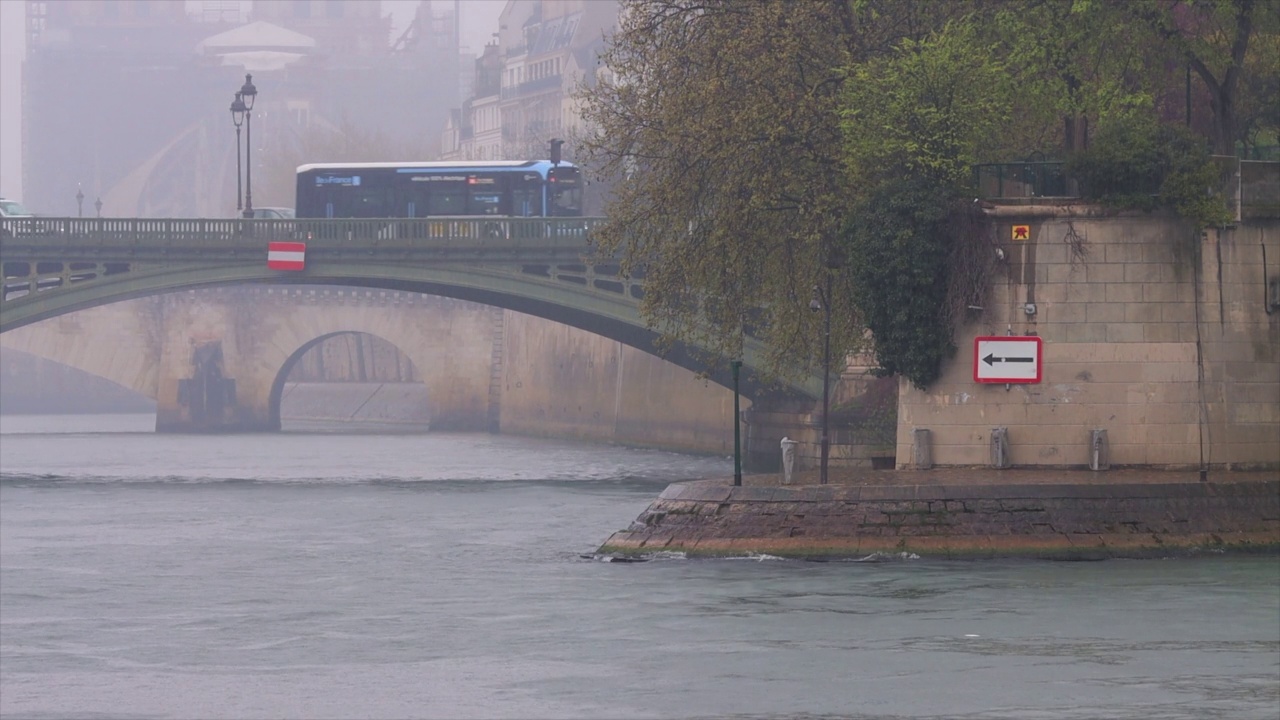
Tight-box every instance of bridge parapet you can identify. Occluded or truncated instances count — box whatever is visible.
[1,216,604,260]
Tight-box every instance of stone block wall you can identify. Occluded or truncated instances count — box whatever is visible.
[897,210,1280,469]
[598,478,1280,559]
[498,309,742,454]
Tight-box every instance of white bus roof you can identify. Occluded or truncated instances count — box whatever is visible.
[296,160,574,173]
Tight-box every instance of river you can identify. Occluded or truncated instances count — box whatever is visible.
[1,413,1277,719]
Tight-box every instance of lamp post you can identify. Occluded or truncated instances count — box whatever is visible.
[230,92,246,211]
[94,197,102,217]
[809,276,832,485]
[239,73,257,218]
[76,187,84,218]
[731,359,743,486]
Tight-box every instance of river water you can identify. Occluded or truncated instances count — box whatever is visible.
[1,413,1277,720]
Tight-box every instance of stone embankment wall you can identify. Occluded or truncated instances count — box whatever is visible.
[899,211,1279,470]
[498,310,742,454]
[599,477,1280,559]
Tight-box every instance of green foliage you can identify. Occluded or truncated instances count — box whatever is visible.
[1064,114,1164,210]
[838,18,1000,389]
[842,174,958,390]
[576,0,868,381]
[575,0,1272,391]
[842,19,1018,188]
[1067,115,1234,229]
[1109,0,1278,154]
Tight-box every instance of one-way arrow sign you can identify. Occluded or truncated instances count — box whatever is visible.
[974,336,1042,383]
[982,353,1034,365]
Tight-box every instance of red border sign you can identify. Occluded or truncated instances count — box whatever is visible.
[973,336,1042,383]
[267,241,306,271]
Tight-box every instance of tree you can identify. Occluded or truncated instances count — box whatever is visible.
[577,0,861,381]
[1116,0,1276,155]
[839,18,1006,388]
[576,0,969,382]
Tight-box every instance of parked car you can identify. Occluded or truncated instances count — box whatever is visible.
[246,207,295,220]
[0,198,33,218]
[239,206,301,238]
[0,197,35,239]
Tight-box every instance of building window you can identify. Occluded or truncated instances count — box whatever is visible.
[326,0,343,19]
[294,0,311,19]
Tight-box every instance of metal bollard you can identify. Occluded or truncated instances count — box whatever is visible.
[912,428,932,470]
[1090,428,1109,471]
[990,427,1010,469]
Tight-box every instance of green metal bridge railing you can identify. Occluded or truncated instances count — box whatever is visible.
[0,216,605,256]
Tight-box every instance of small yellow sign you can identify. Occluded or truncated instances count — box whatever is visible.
[1012,225,1031,241]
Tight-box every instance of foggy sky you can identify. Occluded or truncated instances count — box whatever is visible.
[0,0,506,206]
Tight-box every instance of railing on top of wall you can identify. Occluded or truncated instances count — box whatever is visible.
[973,161,1074,199]
[975,157,1279,220]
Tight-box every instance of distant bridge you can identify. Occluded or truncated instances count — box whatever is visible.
[0,217,821,402]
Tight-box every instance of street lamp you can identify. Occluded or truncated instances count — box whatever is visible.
[94,197,102,217]
[809,277,833,485]
[238,73,258,218]
[76,187,84,217]
[230,91,246,211]
[731,359,743,486]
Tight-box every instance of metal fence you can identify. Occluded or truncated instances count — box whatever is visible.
[973,161,1073,199]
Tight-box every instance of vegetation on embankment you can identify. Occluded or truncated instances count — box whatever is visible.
[577,0,1275,391]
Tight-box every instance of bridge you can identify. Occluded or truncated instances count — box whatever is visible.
[0,217,822,407]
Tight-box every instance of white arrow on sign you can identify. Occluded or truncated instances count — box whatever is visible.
[973,336,1042,383]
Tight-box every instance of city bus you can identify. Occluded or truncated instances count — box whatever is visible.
[294,160,583,219]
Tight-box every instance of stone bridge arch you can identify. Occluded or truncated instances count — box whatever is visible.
[262,301,496,432]
[270,330,430,430]
[151,288,496,432]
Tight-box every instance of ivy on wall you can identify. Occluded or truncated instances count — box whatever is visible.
[842,174,960,390]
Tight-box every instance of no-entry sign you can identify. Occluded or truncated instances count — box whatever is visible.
[267,241,306,271]
[973,336,1042,383]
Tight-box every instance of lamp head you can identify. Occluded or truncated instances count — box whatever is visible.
[230,92,246,126]
[240,73,257,111]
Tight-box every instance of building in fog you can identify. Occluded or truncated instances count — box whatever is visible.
[21,0,463,218]
[439,0,617,169]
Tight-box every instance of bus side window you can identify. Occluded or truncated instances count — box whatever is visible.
[513,189,534,217]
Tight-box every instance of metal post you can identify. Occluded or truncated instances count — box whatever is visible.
[820,273,831,485]
[732,360,743,486]
[76,187,84,217]
[235,123,243,211]
[239,74,257,219]
[230,92,246,212]
[243,110,253,217]
[810,278,833,486]
[94,197,102,217]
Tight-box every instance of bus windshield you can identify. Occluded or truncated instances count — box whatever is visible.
[548,166,582,217]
